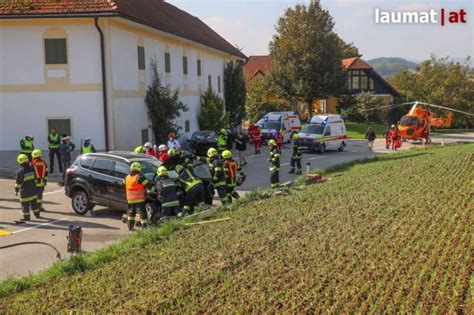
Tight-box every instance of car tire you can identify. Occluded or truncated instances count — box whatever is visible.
[338,141,346,152]
[71,190,92,215]
[318,143,326,154]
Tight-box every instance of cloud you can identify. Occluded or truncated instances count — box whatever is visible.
[396,2,441,12]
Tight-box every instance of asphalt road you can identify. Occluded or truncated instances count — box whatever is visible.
[0,134,471,279]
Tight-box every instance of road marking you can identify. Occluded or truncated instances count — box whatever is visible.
[12,218,68,234]
[0,230,12,236]
[44,189,64,196]
[281,162,290,166]
[308,156,326,160]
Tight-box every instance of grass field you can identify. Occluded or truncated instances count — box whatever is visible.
[0,144,473,313]
[346,122,387,139]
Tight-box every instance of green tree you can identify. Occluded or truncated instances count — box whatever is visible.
[245,79,290,123]
[389,56,474,126]
[336,36,361,59]
[269,0,348,113]
[224,60,247,128]
[355,91,384,123]
[146,59,187,144]
[198,90,228,131]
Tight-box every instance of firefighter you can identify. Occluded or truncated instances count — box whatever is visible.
[157,144,169,162]
[268,139,280,188]
[20,135,34,161]
[80,138,96,154]
[222,150,240,200]
[388,125,400,151]
[197,148,229,205]
[154,166,181,217]
[385,126,392,149]
[175,164,205,214]
[134,145,146,154]
[275,129,283,151]
[124,162,152,231]
[15,154,39,222]
[48,127,62,174]
[289,133,303,175]
[217,128,228,155]
[167,132,181,151]
[31,149,48,212]
[253,125,262,155]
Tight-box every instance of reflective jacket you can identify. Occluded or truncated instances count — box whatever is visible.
[20,139,34,154]
[269,147,281,173]
[124,172,150,204]
[177,166,203,192]
[217,133,227,150]
[155,176,180,208]
[81,144,96,154]
[223,158,238,187]
[209,157,226,187]
[48,133,60,149]
[15,165,37,202]
[31,158,48,187]
[291,143,303,160]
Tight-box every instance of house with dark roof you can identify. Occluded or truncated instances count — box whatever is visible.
[243,55,400,115]
[0,0,245,155]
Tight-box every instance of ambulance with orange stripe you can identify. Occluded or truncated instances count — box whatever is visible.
[296,115,347,153]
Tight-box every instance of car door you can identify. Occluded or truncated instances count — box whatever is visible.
[323,126,332,149]
[89,158,114,207]
[109,160,129,210]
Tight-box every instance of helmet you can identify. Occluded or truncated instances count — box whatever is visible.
[175,164,184,174]
[268,139,277,146]
[26,135,34,140]
[130,162,142,172]
[134,146,145,154]
[207,147,218,158]
[391,124,396,128]
[168,132,175,139]
[158,144,168,152]
[144,142,152,149]
[292,133,299,140]
[168,148,176,156]
[84,137,91,141]
[220,128,226,134]
[222,150,232,159]
[17,154,29,165]
[32,149,42,159]
[157,166,168,177]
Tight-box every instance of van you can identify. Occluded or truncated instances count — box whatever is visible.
[296,115,347,153]
[259,114,292,143]
[265,112,301,133]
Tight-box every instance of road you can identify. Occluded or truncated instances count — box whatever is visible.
[0,134,471,279]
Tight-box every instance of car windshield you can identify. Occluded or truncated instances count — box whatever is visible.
[400,116,418,126]
[192,161,212,180]
[192,131,216,142]
[301,124,325,134]
[262,122,281,130]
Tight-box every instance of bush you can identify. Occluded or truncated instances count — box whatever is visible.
[198,90,228,131]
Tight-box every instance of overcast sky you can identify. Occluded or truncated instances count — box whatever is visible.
[168,0,473,63]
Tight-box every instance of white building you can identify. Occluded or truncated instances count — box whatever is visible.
[0,0,245,163]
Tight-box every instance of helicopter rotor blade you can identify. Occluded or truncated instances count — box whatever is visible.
[358,101,416,112]
[416,102,474,116]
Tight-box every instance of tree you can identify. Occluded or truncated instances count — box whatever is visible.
[355,92,384,123]
[145,59,187,144]
[336,36,361,59]
[269,0,348,113]
[224,60,247,128]
[245,78,290,123]
[389,56,474,126]
[198,90,228,131]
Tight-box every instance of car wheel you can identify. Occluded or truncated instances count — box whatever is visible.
[338,141,346,152]
[318,143,326,154]
[71,190,92,215]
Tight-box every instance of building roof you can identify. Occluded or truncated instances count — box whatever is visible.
[341,57,372,70]
[243,55,272,81]
[0,0,246,59]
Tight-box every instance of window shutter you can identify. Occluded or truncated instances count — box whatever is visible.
[137,46,146,70]
[165,52,171,73]
[45,39,67,64]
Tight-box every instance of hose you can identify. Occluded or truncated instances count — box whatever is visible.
[0,242,61,260]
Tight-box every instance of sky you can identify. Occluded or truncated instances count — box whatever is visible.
[168,0,473,63]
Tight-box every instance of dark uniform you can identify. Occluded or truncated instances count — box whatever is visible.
[269,147,281,188]
[223,158,240,200]
[177,166,205,212]
[154,176,181,217]
[15,164,39,220]
[48,133,62,173]
[289,142,303,174]
[197,155,229,204]
[20,138,34,161]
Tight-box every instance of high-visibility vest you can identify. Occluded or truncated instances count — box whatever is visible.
[223,159,238,186]
[125,174,145,203]
[82,145,93,154]
[32,158,48,187]
[20,139,34,154]
[217,134,227,150]
[178,167,202,192]
[48,133,60,149]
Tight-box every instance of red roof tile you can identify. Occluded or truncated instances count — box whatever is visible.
[243,55,272,81]
[341,57,372,70]
[0,0,245,58]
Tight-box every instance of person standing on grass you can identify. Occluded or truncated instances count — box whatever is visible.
[365,126,376,151]
[234,132,248,166]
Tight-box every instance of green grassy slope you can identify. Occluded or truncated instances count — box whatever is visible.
[1,145,473,313]
[346,122,387,139]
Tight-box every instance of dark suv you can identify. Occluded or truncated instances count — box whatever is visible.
[65,151,213,215]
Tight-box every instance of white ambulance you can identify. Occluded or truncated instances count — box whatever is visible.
[296,115,347,153]
[259,114,292,143]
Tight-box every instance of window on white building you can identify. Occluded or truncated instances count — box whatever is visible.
[165,52,171,73]
[197,59,202,76]
[44,38,67,64]
[218,76,221,93]
[48,119,71,137]
[183,56,188,75]
[137,46,145,70]
[185,120,190,132]
[208,75,212,91]
[141,129,149,144]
